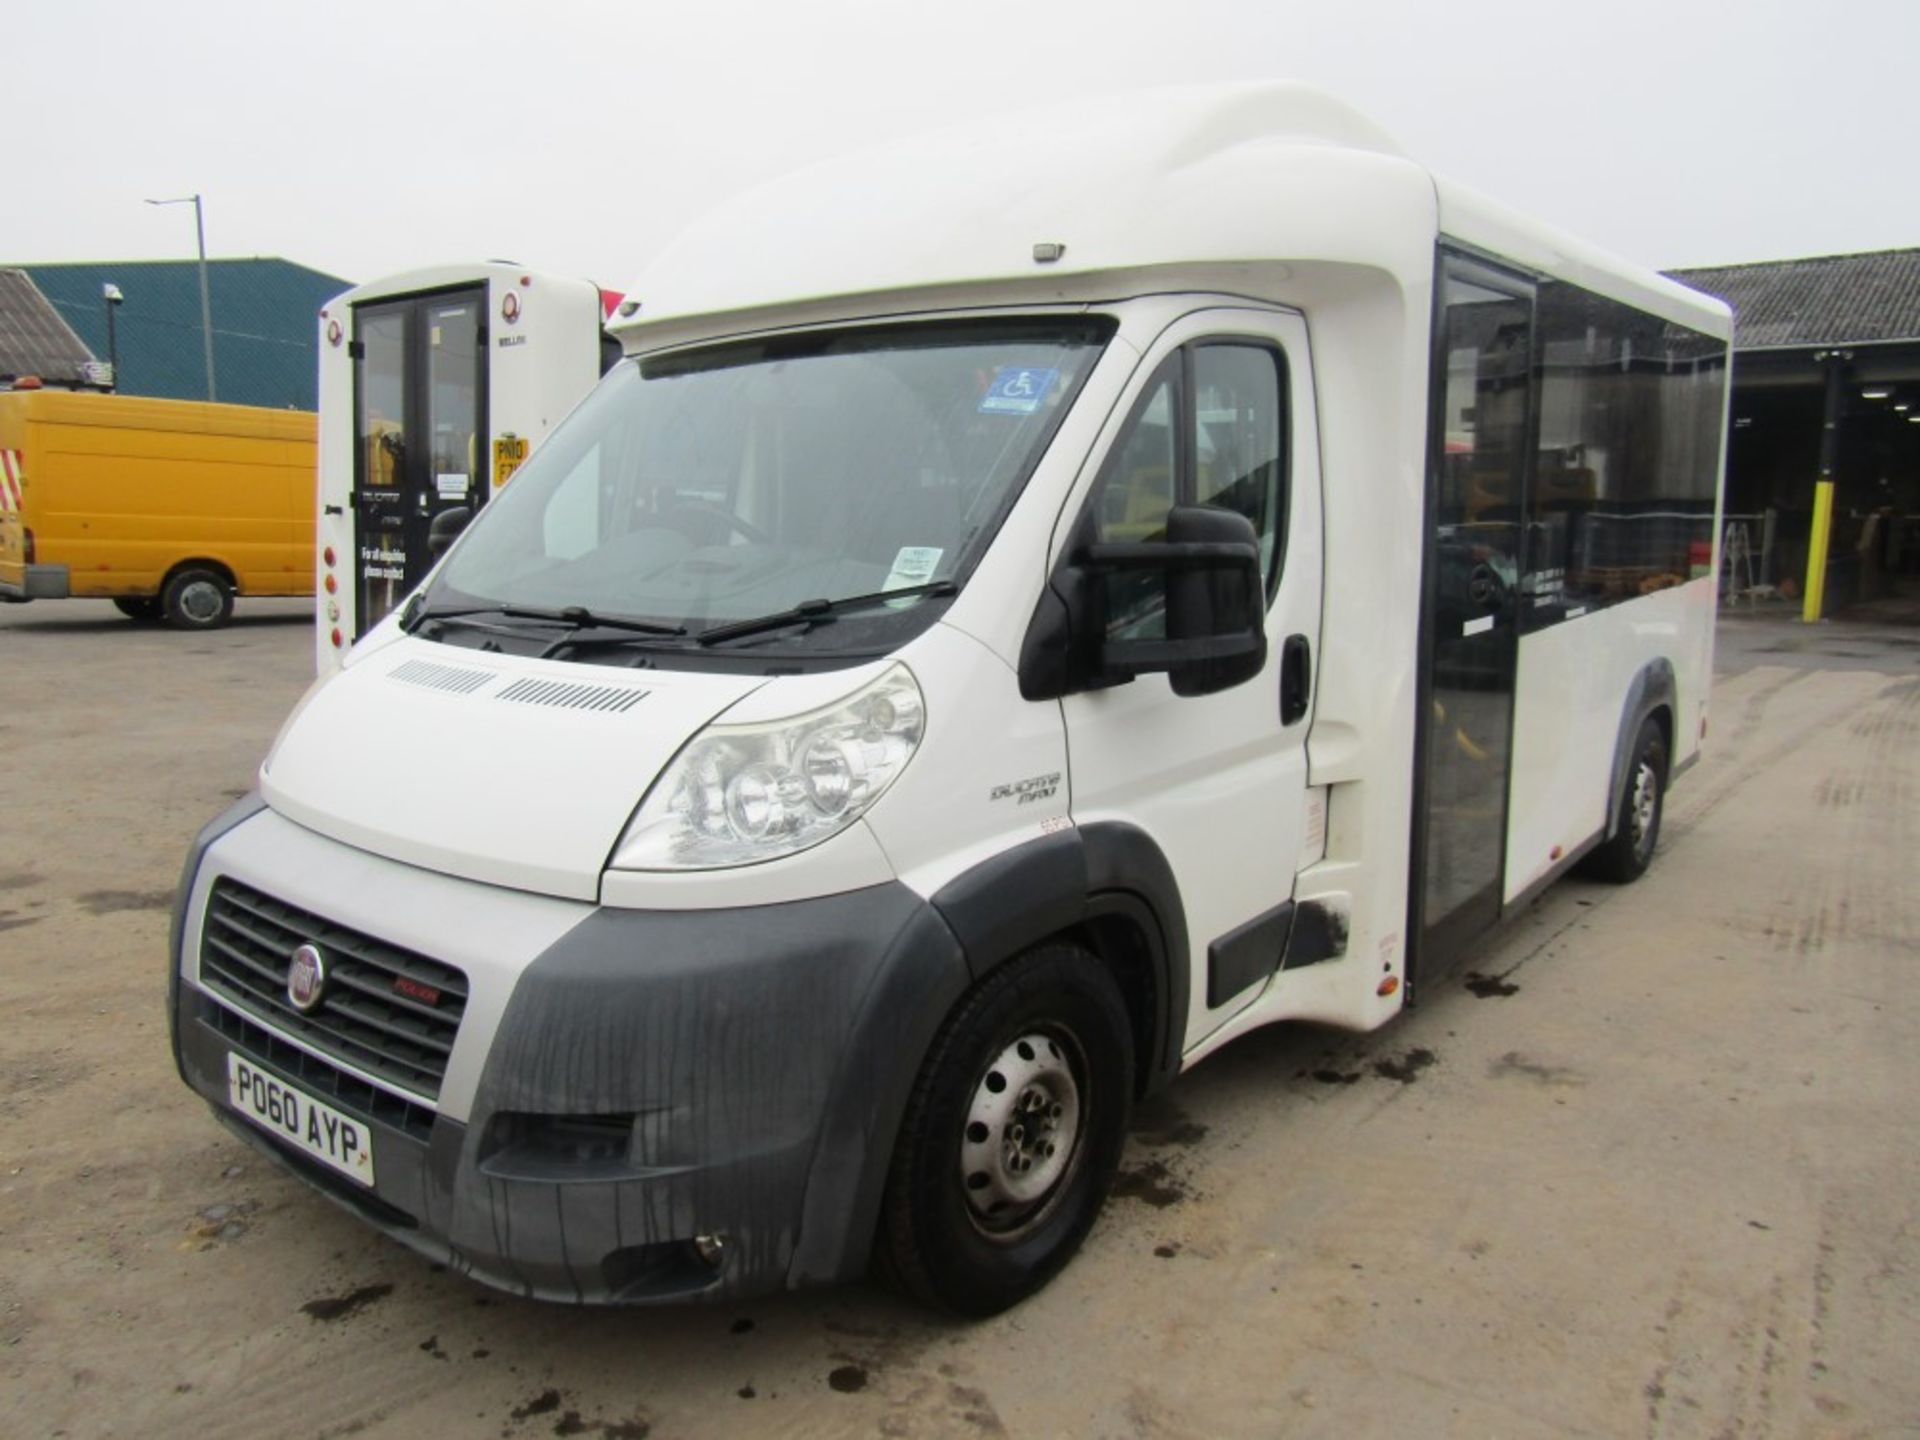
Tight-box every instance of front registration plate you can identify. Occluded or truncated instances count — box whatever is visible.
[226,1053,375,1188]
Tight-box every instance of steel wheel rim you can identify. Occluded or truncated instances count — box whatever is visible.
[1630,759,1658,856]
[959,1028,1086,1240]
[179,580,222,623]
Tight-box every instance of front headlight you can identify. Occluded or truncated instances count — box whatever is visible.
[611,663,925,870]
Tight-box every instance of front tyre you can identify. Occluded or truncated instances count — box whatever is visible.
[876,942,1133,1317]
[1581,716,1668,883]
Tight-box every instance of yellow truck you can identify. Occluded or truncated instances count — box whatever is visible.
[0,389,315,628]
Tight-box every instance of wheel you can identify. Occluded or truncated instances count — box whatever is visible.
[876,942,1134,1316]
[113,597,162,622]
[161,568,234,630]
[1580,716,1668,883]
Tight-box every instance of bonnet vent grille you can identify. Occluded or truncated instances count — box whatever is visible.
[388,658,496,694]
[496,677,648,714]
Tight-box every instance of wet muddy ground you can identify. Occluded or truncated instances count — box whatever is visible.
[1,601,1915,1437]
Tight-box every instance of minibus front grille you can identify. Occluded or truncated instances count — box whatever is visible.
[198,878,468,1104]
[197,995,437,1142]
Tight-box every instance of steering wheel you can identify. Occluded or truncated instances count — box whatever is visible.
[659,498,771,545]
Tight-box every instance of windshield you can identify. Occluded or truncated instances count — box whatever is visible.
[425,317,1112,653]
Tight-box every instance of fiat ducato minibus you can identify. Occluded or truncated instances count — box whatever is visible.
[168,83,1729,1315]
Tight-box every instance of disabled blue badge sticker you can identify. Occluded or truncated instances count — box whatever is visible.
[979,367,1059,416]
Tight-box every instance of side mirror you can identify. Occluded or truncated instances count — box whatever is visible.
[1018,504,1269,701]
[427,506,472,558]
[1090,505,1267,696]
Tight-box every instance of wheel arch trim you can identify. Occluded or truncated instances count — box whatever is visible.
[1605,658,1676,840]
[162,557,240,596]
[927,823,1189,1096]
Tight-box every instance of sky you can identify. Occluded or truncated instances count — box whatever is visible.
[6,0,1917,291]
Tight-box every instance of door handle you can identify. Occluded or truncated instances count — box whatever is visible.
[1280,633,1312,726]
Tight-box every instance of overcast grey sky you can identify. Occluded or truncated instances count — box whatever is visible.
[7,0,1915,290]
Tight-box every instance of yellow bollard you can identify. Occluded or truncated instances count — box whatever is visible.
[1803,479,1835,623]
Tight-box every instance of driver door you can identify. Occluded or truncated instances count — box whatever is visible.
[1058,308,1324,1049]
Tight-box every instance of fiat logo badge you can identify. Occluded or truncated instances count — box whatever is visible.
[286,944,328,1013]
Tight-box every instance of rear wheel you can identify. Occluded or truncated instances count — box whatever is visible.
[876,942,1133,1316]
[1581,716,1668,883]
[161,567,234,630]
[113,597,162,622]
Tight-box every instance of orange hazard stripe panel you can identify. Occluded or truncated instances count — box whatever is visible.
[0,450,23,512]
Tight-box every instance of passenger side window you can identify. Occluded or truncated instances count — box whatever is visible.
[1086,342,1287,638]
[1193,345,1286,580]
[1525,281,1727,628]
[1095,364,1179,542]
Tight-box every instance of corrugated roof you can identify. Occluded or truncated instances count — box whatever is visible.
[0,268,98,385]
[6,257,350,409]
[1668,248,1920,349]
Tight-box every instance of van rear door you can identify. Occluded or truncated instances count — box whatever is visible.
[351,287,487,635]
[0,404,31,597]
[1058,307,1324,1050]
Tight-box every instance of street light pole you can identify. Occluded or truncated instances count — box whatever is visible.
[144,193,217,402]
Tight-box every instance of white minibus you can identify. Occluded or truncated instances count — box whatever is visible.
[170,83,1728,1315]
[314,264,613,671]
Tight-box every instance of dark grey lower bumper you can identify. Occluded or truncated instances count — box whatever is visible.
[0,564,70,600]
[174,880,970,1304]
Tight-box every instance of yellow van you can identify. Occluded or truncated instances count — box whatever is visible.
[0,389,315,628]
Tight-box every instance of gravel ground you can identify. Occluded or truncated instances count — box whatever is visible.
[2,598,1915,1439]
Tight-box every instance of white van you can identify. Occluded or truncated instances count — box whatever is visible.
[168,83,1729,1315]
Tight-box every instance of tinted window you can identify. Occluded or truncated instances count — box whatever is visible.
[1086,342,1288,639]
[1525,283,1728,625]
[1194,345,1287,579]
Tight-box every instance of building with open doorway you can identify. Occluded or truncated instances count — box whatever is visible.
[1669,248,1920,615]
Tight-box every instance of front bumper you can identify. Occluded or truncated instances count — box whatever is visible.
[170,805,968,1304]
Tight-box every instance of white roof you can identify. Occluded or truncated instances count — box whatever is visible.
[1437,180,1731,337]
[612,81,1729,345]
[321,263,601,313]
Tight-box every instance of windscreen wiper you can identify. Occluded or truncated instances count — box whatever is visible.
[405,599,685,639]
[693,581,957,647]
